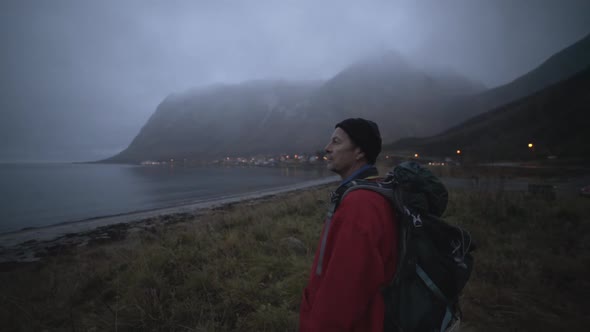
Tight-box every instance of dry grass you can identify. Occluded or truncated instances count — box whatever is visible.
[0,189,328,332]
[1,183,589,331]
[446,190,590,331]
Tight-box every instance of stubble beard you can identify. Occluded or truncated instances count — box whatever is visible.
[326,160,346,178]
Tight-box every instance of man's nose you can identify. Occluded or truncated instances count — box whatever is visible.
[324,142,332,153]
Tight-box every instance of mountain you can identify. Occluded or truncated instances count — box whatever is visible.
[308,51,485,142]
[387,67,590,162]
[442,33,590,128]
[106,51,482,163]
[106,80,324,163]
[105,33,590,164]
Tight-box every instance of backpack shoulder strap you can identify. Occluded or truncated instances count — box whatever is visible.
[339,180,413,225]
[338,179,395,206]
[338,179,411,292]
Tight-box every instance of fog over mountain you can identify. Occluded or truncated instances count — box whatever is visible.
[107,51,487,163]
[1,0,590,162]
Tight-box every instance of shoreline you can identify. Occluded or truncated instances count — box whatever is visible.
[0,176,338,263]
[3,172,585,263]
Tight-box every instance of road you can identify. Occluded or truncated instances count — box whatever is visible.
[440,175,590,196]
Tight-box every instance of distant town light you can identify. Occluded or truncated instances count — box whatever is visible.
[456,150,461,155]
[528,143,534,149]
[414,153,419,158]
[323,156,328,160]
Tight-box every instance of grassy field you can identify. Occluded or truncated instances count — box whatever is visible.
[1,181,589,331]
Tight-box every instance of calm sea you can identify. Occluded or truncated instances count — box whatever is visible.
[0,163,332,233]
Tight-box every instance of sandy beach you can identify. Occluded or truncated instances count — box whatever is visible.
[0,176,338,263]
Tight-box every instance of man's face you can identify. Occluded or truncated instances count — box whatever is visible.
[324,127,364,178]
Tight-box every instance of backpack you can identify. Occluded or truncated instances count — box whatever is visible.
[332,161,475,332]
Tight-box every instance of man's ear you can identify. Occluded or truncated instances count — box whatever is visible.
[355,147,365,161]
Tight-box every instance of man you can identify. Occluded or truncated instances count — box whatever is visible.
[299,118,399,331]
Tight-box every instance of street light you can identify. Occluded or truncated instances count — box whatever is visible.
[528,143,534,149]
[414,153,419,158]
[456,149,461,155]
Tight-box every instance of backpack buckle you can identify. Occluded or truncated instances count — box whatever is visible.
[451,239,468,268]
[330,191,340,203]
[404,206,423,227]
[412,214,423,227]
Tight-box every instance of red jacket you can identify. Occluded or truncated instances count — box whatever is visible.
[300,189,399,332]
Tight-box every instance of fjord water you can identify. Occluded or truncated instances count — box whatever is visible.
[0,163,331,233]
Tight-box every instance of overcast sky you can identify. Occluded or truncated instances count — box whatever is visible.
[1,0,589,162]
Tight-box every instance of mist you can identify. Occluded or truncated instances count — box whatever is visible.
[1,0,589,162]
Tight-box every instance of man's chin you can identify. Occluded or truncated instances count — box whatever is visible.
[326,163,337,173]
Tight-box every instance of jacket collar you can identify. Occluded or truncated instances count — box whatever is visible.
[329,164,379,206]
[340,164,378,187]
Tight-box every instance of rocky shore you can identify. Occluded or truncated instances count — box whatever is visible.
[0,176,338,264]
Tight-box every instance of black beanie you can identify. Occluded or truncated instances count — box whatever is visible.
[335,118,382,164]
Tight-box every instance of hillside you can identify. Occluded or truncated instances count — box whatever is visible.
[105,34,590,164]
[308,51,484,141]
[105,52,481,163]
[442,33,590,127]
[388,67,590,162]
[105,80,324,163]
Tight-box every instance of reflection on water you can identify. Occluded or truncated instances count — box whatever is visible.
[280,166,329,178]
[0,163,331,233]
